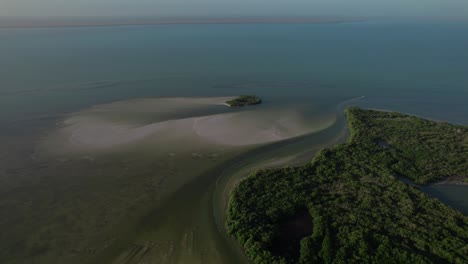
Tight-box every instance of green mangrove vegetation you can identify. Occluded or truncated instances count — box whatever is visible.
[226,107,468,264]
[225,95,262,107]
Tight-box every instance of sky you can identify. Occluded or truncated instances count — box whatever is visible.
[1,0,468,17]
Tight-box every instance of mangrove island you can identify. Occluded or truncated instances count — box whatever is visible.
[225,95,262,107]
[227,107,468,264]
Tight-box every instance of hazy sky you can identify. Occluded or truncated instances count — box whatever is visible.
[1,0,468,17]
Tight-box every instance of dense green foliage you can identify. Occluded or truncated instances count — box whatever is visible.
[226,108,468,264]
[226,95,262,107]
[347,108,467,184]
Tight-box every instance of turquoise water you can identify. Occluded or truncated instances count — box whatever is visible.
[1,20,467,123]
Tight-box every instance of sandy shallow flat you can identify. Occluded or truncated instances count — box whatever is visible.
[193,109,334,146]
[11,96,340,264]
[41,97,335,153]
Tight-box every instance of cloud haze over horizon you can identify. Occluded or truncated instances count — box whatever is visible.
[1,0,468,17]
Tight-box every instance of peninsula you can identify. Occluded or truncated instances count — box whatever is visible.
[227,107,468,264]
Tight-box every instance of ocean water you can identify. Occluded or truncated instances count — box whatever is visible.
[0,19,467,263]
[1,20,467,124]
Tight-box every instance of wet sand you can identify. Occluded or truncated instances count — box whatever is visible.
[40,97,334,153]
[0,97,341,264]
[102,99,348,264]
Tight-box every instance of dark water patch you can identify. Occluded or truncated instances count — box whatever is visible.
[397,176,468,215]
[270,209,313,261]
[420,185,468,215]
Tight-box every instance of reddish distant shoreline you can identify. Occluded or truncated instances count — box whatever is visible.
[0,16,365,29]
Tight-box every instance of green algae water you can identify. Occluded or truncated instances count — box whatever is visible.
[0,20,467,263]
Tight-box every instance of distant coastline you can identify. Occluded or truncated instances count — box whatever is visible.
[0,16,366,29]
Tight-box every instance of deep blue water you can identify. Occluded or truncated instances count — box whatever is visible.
[1,20,467,123]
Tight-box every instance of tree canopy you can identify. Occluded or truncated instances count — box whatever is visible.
[225,95,262,107]
[226,107,468,264]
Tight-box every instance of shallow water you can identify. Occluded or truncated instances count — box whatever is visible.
[0,95,344,263]
[0,20,467,263]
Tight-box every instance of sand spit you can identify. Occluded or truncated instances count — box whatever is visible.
[41,97,335,153]
[193,109,334,146]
